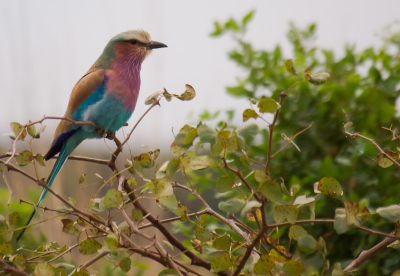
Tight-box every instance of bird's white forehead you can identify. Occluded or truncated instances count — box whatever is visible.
[111,30,151,44]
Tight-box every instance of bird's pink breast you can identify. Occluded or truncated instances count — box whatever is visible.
[105,43,146,112]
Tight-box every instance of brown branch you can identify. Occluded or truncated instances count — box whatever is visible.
[232,226,267,276]
[123,181,230,276]
[344,131,400,169]
[3,162,104,225]
[172,182,251,244]
[265,91,287,176]
[0,258,30,276]
[343,233,396,272]
[46,243,80,263]
[138,210,208,230]
[80,251,110,268]
[222,157,262,202]
[116,177,184,276]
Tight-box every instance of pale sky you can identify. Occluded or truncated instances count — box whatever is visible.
[1,0,399,157]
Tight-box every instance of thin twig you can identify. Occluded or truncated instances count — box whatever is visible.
[265,91,287,176]
[343,233,396,272]
[0,258,30,276]
[344,131,400,168]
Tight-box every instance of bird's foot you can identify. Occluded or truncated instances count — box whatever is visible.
[104,131,115,140]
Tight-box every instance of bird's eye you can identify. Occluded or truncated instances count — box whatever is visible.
[130,40,137,45]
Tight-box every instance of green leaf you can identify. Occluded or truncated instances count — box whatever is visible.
[79,238,102,255]
[225,19,239,31]
[274,206,285,223]
[298,234,317,253]
[194,226,213,243]
[158,268,179,276]
[283,259,305,276]
[154,180,173,197]
[288,225,307,241]
[166,159,181,179]
[61,219,79,235]
[318,177,343,200]
[242,109,258,122]
[104,233,119,251]
[0,224,13,242]
[137,152,153,168]
[8,212,19,226]
[54,266,68,276]
[285,59,297,76]
[334,208,350,234]
[10,122,26,141]
[257,98,280,113]
[180,153,213,170]
[236,123,258,140]
[212,234,231,251]
[56,205,73,216]
[68,197,76,207]
[254,254,276,274]
[170,140,186,157]
[332,263,344,276]
[34,263,55,276]
[10,254,25,270]
[211,253,232,272]
[218,198,245,213]
[120,257,131,273]
[118,221,131,237]
[376,205,400,222]
[179,84,196,101]
[0,243,13,255]
[259,178,283,203]
[141,181,155,194]
[293,195,315,205]
[197,124,217,144]
[241,201,262,218]
[174,203,188,221]
[226,86,253,97]
[216,177,234,193]
[127,176,137,187]
[159,195,178,212]
[71,267,90,276]
[163,240,174,252]
[104,188,123,209]
[377,153,394,168]
[35,154,46,166]
[308,72,330,85]
[281,205,299,224]
[211,21,223,36]
[345,201,359,225]
[242,10,255,26]
[131,208,144,222]
[27,123,36,137]
[16,150,34,166]
[184,128,198,145]
[255,169,267,182]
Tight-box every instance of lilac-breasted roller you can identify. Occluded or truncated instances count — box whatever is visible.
[16,30,167,241]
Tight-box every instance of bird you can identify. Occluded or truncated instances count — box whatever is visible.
[16,30,167,242]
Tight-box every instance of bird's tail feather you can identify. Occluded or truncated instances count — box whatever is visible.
[16,130,85,242]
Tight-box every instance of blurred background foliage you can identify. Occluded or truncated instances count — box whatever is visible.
[191,11,400,275]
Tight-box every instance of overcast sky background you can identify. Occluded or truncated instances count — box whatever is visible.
[1,0,399,157]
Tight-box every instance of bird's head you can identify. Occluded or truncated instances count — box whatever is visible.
[96,30,167,68]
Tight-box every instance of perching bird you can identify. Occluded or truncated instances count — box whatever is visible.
[16,30,167,241]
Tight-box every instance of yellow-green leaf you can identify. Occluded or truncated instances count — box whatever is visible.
[257,98,280,113]
[242,109,258,122]
[16,150,34,166]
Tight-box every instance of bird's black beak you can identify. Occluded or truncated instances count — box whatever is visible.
[146,41,167,49]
